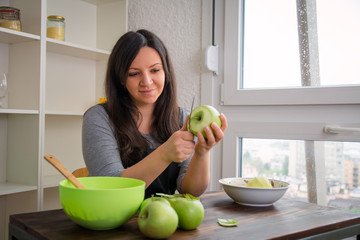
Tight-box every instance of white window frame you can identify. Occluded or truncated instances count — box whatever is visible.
[208,0,360,205]
[223,0,360,106]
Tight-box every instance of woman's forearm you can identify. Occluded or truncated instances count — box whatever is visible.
[180,151,210,197]
[120,145,171,188]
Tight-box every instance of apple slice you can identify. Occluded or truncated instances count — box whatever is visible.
[188,105,221,139]
[247,176,273,188]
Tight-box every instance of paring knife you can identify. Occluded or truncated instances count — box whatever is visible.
[188,96,195,130]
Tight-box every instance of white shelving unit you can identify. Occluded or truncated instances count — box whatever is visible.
[0,0,127,239]
[0,27,40,43]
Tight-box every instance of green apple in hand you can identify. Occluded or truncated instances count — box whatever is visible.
[139,196,170,211]
[138,201,178,239]
[188,105,221,139]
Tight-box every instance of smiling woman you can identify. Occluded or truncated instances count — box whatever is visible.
[82,29,227,199]
[125,47,165,112]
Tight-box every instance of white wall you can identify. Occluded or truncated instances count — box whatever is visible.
[128,0,202,109]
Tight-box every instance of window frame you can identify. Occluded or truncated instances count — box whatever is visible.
[215,0,360,205]
[223,0,360,106]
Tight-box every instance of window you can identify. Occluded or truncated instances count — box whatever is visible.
[217,0,360,208]
[241,139,360,208]
[242,0,360,89]
[317,0,360,86]
[222,0,360,105]
[243,0,300,88]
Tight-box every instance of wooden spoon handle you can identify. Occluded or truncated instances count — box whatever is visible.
[44,155,86,189]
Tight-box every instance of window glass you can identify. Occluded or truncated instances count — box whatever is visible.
[242,0,360,89]
[241,138,360,210]
[243,0,300,88]
[317,0,360,86]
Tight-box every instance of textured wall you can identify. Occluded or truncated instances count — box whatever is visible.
[128,0,202,109]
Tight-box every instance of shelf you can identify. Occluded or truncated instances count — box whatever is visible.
[83,0,117,5]
[45,110,84,116]
[0,182,37,195]
[46,38,110,60]
[0,27,40,44]
[0,0,127,238]
[42,174,65,188]
[0,109,39,114]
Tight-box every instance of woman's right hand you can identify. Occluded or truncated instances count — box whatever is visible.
[160,115,195,163]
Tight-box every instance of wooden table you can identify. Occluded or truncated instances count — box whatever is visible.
[9,191,360,240]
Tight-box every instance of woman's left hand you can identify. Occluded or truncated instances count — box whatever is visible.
[195,113,228,155]
[180,113,228,196]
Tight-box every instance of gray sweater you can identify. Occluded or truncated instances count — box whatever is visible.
[82,104,191,197]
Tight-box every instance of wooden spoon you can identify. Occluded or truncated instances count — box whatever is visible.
[44,155,86,189]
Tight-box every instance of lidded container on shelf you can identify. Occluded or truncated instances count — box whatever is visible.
[47,15,65,41]
[0,6,22,31]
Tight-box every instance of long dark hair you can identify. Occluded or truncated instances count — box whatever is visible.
[103,29,180,167]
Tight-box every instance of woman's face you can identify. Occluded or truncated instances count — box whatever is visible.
[126,46,165,109]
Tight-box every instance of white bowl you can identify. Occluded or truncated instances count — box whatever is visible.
[219,177,289,207]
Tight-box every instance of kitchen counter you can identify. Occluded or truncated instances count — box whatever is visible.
[9,191,360,239]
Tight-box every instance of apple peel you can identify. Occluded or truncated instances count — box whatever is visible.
[217,218,238,227]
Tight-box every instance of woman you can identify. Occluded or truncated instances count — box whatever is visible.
[82,29,227,198]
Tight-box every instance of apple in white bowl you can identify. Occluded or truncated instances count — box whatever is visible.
[247,176,273,188]
[219,177,289,207]
[188,105,221,138]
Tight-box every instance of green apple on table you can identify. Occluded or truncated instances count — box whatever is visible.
[171,196,204,230]
[138,200,178,239]
[157,193,204,230]
[188,105,221,139]
[139,195,170,211]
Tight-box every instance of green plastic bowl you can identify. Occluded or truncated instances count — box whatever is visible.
[59,177,145,230]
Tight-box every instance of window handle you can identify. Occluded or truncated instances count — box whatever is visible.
[324,125,360,134]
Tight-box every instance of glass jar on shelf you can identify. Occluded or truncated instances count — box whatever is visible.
[0,6,22,31]
[47,15,65,41]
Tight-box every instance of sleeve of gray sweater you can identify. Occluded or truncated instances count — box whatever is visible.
[82,104,192,193]
[82,105,124,177]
